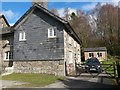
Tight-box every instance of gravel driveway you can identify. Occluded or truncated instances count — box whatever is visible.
[0,80,29,88]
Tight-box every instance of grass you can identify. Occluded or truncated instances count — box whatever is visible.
[2,73,64,87]
[0,76,1,80]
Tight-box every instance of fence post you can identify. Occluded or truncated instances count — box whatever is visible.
[113,62,116,78]
[116,61,120,85]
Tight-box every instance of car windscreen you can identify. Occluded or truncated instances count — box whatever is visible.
[86,59,100,64]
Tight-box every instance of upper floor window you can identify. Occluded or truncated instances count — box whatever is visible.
[48,27,57,38]
[89,53,94,58]
[19,31,26,41]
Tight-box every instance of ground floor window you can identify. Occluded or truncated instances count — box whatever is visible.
[4,51,13,60]
[89,53,94,58]
[97,52,102,57]
[68,51,73,64]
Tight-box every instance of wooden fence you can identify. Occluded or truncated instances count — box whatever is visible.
[116,61,120,85]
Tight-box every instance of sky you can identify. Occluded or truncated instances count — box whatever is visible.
[1,0,119,26]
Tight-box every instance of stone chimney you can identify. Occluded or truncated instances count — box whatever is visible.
[32,0,48,9]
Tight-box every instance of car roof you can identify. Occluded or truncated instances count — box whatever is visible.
[87,57,99,61]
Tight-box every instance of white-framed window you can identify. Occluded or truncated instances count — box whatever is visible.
[4,51,12,60]
[97,52,102,57]
[19,31,26,41]
[89,53,94,58]
[74,41,77,47]
[48,27,57,38]
[68,51,73,64]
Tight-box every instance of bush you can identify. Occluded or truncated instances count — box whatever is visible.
[107,54,113,60]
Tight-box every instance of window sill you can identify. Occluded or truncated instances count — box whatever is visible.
[19,39,27,42]
[4,59,13,61]
[4,59,10,61]
[48,36,57,38]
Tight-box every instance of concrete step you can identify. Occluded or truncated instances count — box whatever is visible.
[2,66,14,76]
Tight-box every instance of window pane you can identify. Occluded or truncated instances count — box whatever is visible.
[97,53,102,57]
[23,32,26,39]
[53,27,57,36]
[21,32,23,39]
[6,52,8,59]
[5,51,10,60]
[19,32,26,41]
[9,52,13,59]
[89,53,91,57]
[92,53,94,57]
[89,53,94,57]
[19,32,22,41]
[48,27,57,37]
[50,29,53,36]
[100,53,102,57]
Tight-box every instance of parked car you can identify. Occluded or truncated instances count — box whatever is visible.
[85,57,101,73]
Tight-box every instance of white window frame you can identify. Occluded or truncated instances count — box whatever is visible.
[19,31,26,41]
[89,53,94,58]
[48,27,57,38]
[97,52,102,57]
[68,51,73,64]
[74,41,77,47]
[4,51,10,60]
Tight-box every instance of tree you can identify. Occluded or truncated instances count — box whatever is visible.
[69,9,92,48]
[63,8,71,21]
[50,8,59,16]
[96,4,119,55]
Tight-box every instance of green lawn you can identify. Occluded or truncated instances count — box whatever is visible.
[2,73,64,87]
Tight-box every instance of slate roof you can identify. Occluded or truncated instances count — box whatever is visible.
[84,47,107,52]
[12,3,81,44]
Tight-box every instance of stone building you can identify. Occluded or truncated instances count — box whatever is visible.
[1,3,81,76]
[0,15,14,68]
[0,15,10,28]
[84,47,107,61]
[12,3,81,76]
[0,15,14,75]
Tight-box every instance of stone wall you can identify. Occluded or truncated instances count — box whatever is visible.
[0,16,8,28]
[0,40,2,67]
[1,33,14,67]
[13,60,64,76]
[64,30,81,75]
